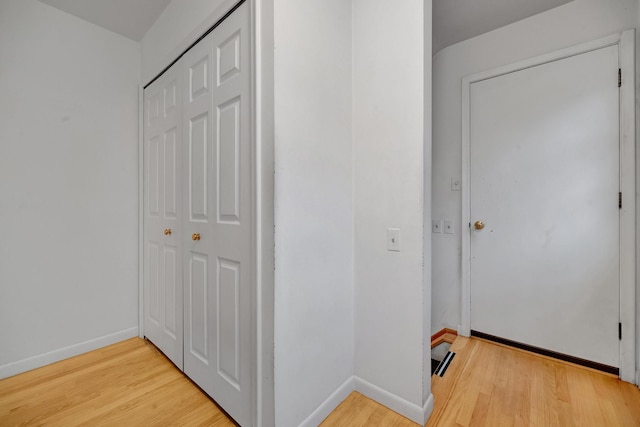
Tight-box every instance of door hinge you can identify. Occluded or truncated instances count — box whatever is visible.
[619,192,622,209]
[619,322,622,340]
[618,68,622,87]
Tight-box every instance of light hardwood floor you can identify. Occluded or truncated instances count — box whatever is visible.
[0,338,236,426]
[2,336,640,426]
[320,392,417,426]
[426,336,640,427]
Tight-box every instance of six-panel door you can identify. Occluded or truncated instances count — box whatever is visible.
[143,66,184,370]
[143,3,251,426]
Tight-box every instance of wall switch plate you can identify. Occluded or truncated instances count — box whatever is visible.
[451,177,462,191]
[432,220,442,233]
[444,220,454,234]
[387,228,400,251]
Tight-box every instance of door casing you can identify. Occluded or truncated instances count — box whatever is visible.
[460,30,636,383]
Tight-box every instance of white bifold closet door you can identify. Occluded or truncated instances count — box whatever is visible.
[182,4,252,426]
[143,3,252,426]
[143,65,184,369]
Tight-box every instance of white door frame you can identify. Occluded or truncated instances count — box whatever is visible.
[138,1,276,425]
[460,31,636,383]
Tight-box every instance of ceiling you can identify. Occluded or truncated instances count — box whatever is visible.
[433,0,573,54]
[38,0,574,48]
[38,0,171,41]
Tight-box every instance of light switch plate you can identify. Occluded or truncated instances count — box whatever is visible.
[432,220,442,234]
[451,177,462,191]
[387,228,400,251]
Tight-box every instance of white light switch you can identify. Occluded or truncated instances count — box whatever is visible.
[432,220,442,234]
[387,228,400,251]
[444,220,454,234]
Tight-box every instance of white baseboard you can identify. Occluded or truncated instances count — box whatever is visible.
[423,393,435,424]
[0,326,139,380]
[299,376,355,427]
[354,376,428,425]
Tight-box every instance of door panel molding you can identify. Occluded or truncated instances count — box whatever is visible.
[143,66,184,369]
[460,30,636,383]
[141,2,272,424]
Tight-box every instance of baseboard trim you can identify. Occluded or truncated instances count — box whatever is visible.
[423,392,435,425]
[299,376,355,427]
[0,326,139,380]
[431,328,458,349]
[354,376,427,425]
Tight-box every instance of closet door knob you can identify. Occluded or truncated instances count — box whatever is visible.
[164,229,172,236]
[192,233,201,241]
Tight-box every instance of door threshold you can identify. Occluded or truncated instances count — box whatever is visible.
[470,330,619,376]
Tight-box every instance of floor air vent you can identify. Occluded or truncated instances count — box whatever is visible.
[431,358,440,374]
[434,351,455,377]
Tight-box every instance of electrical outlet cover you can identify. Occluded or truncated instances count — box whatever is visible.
[444,220,454,234]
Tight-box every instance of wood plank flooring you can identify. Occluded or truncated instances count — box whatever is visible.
[427,336,640,427]
[2,336,640,426]
[0,338,236,426]
[320,392,418,426]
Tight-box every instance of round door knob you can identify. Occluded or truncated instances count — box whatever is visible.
[164,229,172,236]
[474,221,485,230]
[192,233,201,241]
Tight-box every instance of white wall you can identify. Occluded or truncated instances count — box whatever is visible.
[353,0,430,422]
[256,0,277,423]
[432,0,638,335]
[272,1,354,426]
[636,0,640,388]
[143,1,433,424]
[422,0,434,406]
[140,0,237,85]
[0,0,140,377]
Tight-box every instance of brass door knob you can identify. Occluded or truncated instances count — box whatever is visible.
[474,221,485,230]
[164,229,172,236]
[192,233,201,241]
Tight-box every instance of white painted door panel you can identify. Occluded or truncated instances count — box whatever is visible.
[182,3,252,426]
[470,45,620,367]
[183,26,213,375]
[144,67,184,369]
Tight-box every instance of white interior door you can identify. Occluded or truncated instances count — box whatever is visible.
[182,3,252,426]
[469,45,620,368]
[143,66,184,369]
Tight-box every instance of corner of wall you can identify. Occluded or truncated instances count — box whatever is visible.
[298,377,354,427]
[423,392,435,425]
[635,5,640,391]
[354,377,427,425]
[423,0,433,404]
[255,0,276,425]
